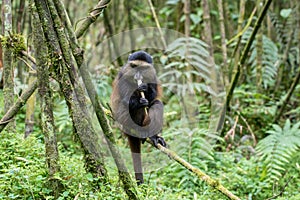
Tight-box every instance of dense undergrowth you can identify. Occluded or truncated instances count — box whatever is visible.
[1,85,300,199]
[1,128,299,200]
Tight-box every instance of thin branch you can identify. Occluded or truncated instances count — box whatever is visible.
[75,0,111,38]
[274,62,300,123]
[21,50,36,64]
[147,0,167,49]
[266,176,294,200]
[237,111,257,146]
[146,139,241,200]
[0,80,38,132]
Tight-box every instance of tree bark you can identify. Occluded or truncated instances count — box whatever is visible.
[0,80,37,132]
[24,71,36,138]
[2,0,15,131]
[256,0,263,91]
[184,0,190,37]
[32,7,62,197]
[75,0,111,38]
[34,0,108,182]
[229,0,246,82]
[217,0,229,88]
[53,0,140,198]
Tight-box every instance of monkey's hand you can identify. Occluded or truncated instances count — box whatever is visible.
[139,97,149,106]
[137,83,148,92]
[149,135,166,148]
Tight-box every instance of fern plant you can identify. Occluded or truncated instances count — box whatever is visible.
[256,120,300,182]
[236,28,279,88]
[159,37,213,97]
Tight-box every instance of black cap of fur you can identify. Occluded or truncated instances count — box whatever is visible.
[128,51,153,64]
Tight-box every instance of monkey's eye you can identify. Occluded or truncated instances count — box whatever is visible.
[130,63,138,68]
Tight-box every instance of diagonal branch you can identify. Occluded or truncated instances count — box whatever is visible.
[226,0,273,108]
[75,0,111,38]
[147,139,241,200]
[0,80,38,132]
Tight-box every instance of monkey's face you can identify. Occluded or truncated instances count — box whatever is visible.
[121,60,158,85]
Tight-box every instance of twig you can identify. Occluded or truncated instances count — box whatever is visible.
[237,111,257,146]
[274,64,300,122]
[17,56,36,71]
[21,50,36,64]
[266,176,294,200]
[225,116,238,142]
[147,0,167,49]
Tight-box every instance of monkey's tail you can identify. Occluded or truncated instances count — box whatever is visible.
[128,135,143,185]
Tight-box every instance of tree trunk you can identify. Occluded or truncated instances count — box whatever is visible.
[229,0,246,82]
[2,0,15,131]
[256,0,263,91]
[217,0,229,88]
[184,0,190,37]
[53,0,140,198]
[32,7,62,197]
[34,0,108,182]
[24,71,36,138]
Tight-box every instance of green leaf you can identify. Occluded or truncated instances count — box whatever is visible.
[280,8,292,18]
[190,14,201,24]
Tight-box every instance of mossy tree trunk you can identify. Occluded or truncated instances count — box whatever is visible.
[34,0,108,182]
[2,0,15,131]
[52,0,139,198]
[32,6,62,197]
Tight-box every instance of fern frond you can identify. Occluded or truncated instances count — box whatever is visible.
[256,119,300,182]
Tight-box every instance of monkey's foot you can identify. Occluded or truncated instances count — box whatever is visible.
[136,179,144,186]
[149,135,166,147]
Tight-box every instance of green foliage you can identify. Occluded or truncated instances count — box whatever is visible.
[156,128,218,192]
[256,119,300,182]
[0,132,48,199]
[236,28,279,88]
[1,0,300,199]
[0,131,128,199]
[160,37,212,97]
[249,35,278,88]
